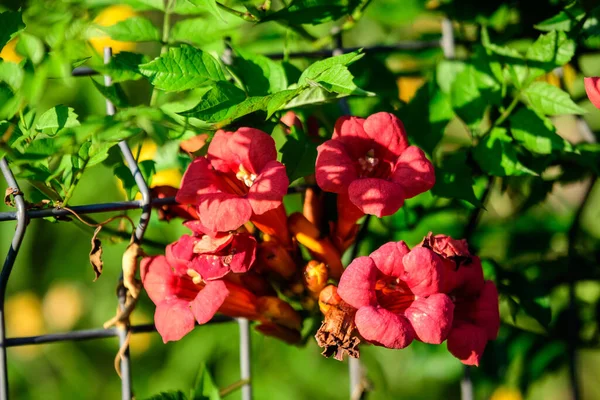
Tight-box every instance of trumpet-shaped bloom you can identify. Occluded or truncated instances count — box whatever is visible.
[337,241,454,349]
[315,113,435,217]
[584,77,600,109]
[176,128,289,232]
[166,221,256,281]
[447,281,500,366]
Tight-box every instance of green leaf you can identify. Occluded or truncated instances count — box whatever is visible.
[180,81,246,122]
[0,61,24,91]
[96,52,148,83]
[431,151,481,207]
[91,79,129,108]
[100,16,161,42]
[229,47,287,96]
[139,45,225,91]
[35,105,80,136]
[282,86,346,109]
[281,126,318,183]
[115,159,156,199]
[145,391,187,400]
[15,33,45,65]
[535,3,585,32]
[398,80,453,155]
[261,0,362,25]
[450,66,487,128]
[299,51,364,87]
[473,128,535,176]
[186,0,224,22]
[310,64,371,96]
[0,10,25,50]
[170,17,241,46]
[509,108,570,154]
[526,31,575,81]
[190,363,221,400]
[523,82,586,116]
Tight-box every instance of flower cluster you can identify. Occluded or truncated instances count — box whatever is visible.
[142,112,499,366]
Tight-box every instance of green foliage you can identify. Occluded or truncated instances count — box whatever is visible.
[0,10,25,50]
[99,16,161,42]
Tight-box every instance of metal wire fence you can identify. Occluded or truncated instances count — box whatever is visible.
[0,19,578,400]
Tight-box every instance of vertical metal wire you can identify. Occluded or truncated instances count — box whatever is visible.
[0,160,28,400]
[103,46,151,400]
[441,18,455,59]
[238,318,252,400]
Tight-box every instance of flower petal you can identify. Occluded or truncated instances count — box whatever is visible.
[247,160,288,216]
[347,178,405,217]
[447,322,488,366]
[166,235,196,274]
[355,306,415,349]
[584,77,600,110]
[228,233,257,274]
[362,112,409,160]
[369,241,410,278]
[401,247,445,297]
[315,139,358,193]
[140,256,198,304]
[190,280,229,325]
[154,299,196,343]
[337,256,378,309]
[206,130,236,173]
[198,193,252,232]
[193,233,233,254]
[208,128,277,175]
[176,157,221,205]
[446,256,485,296]
[391,146,435,199]
[405,294,454,344]
[472,281,500,340]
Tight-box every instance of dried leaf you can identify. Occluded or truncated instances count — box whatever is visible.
[122,241,142,298]
[4,187,20,207]
[90,226,103,281]
[315,301,360,361]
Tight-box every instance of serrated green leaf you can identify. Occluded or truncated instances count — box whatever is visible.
[144,391,187,400]
[281,126,318,183]
[523,82,586,116]
[431,151,481,207]
[282,86,346,109]
[0,10,25,50]
[99,16,160,42]
[139,45,225,91]
[299,51,364,86]
[186,0,224,22]
[535,3,584,32]
[190,363,221,400]
[450,66,486,128]
[91,79,129,108]
[180,81,246,121]
[526,31,575,81]
[229,47,287,96]
[36,105,80,136]
[473,128,536,176]
[261,0,362,25]
[311,64,371,96]
[96,52,147,83]
[510,108,570,154]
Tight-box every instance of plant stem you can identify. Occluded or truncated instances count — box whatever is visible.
[219,378,250,397]
[150,0,173,106]
[62,159,89,206]
[217,2,258,22]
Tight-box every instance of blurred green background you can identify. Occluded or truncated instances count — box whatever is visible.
[0,0,599,399]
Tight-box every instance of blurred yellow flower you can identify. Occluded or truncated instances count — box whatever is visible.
[6,292,45,358]
[129,311,154,356]
[490,387,523,400]
[397,76,425,103]
[89,5,137,54]
[42,282,84,331]
[0,38,23,64]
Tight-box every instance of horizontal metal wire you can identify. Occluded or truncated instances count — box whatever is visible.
[5,315,233,347]
[71,40,443,77]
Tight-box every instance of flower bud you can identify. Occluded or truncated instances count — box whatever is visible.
[318,285,343,315]
[251,205,291,247]
[303,187,324,228]
[257,241,297,279]
[256,296,302,330]
[304,261,328,295]
[255,323,301,344]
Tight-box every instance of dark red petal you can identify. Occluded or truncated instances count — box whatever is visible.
[154,299,196,343]
[183,220,211,236]
[176,157,222,205]
[190,280,229,324]
[315,139,358,193]
[405,294,454,344]
[192,255,230,280]
[247,160,288,216]
[447,322,488,366]
[347,178,405,217]
[355,306,415,349]
[472,281,501,340]
[362,112,409,160]
[332,116,369,161]
[337,256,378,309]
[447,256,485,296]
[198,193,252,232]
[228,233,257,274]
[401,247,445,297]
[165,235,196,275]
[231,128,278,174]
[391,146,435,199]
[207,130,236,173]
[369,241,410,278]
